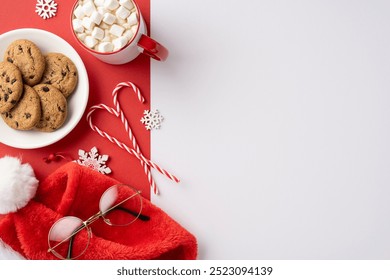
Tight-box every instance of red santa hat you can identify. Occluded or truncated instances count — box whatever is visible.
[0,156,197,260]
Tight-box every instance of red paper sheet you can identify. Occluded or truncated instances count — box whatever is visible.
[0,0,151,199]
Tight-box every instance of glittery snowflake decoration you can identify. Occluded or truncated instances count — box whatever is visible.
[75,147,112,174]
[35,0,58,20]
[140,109,164,130]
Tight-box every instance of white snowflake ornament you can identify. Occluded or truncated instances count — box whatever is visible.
[140,109,164,130]
[75,147,112,174]
[35,0,58,20]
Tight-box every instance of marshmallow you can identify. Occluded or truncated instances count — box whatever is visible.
[97,7,108,14]
[101,29,112,42]
[92,27,105,40]
[104,0,120,11]
[103,13,116,25]
[72,18,84,33]
[116,6,130,20]
[82,17,95,30]
[127,12,138,26]
[119,0,134,11]
[97,42,114,52]
[94,0,105,7]
[112,36,128,51]
[82,1,96,16]
[122,23,131,29]
[102,35,112,42]
[117,18,127,25]
[100,22,110,29]
[130,24,138,34]
[123,29,134,41]
[77,33,87,42]
[90,10,103,25]
[109,24,125,37]
[73,5,85,19]
[84,36,98,48]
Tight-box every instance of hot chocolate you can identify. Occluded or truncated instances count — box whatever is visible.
[72,0,139,53]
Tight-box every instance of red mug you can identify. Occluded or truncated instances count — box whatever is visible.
[71,0,168,64]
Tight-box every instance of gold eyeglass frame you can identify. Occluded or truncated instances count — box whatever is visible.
[47,184,145,260]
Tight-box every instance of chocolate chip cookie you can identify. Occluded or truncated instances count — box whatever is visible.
[33,84,68,132]
[4,39,46,86]
[40,53,78,98]
[1,85,41,130]
[0,61,23,113]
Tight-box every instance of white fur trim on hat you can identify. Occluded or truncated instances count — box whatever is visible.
[0,156,38,214]
[0,239,25,260]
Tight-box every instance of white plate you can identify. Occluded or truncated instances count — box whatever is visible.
[0,28,89,149]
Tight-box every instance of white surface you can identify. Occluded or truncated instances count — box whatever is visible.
[0,29,89,149]
[151,0,390,259]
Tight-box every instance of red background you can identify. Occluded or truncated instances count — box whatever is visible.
[0,0,151,199]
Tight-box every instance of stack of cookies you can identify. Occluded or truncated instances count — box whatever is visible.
[0,39,78,132]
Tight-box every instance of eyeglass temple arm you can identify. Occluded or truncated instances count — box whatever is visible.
[67,228,78,260]
[65,208,148,259]
[113,206,150,221]
[102,191,150,221]
[51,192,150,258]
[66,223,88,259]
[64,208,149,259]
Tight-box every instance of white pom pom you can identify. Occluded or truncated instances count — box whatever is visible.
[0,156,38,214]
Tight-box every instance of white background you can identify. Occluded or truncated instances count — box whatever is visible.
[151,0,390,259]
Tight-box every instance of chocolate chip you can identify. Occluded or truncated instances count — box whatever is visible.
[61,71,67,77]
[5,77,9,83]
[58,106,65,112]
[29,75,35,80]
[8,88,12,94]
[10,78,16,84]
[42,86,50,92]
[25,113,31,119]
[15,121,18,128]
[4,94,9,102]
[6,57,13,63]
[18,45,23,52]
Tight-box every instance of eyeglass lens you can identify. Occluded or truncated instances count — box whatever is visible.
[99,184,143,226]
[48,216,90,260]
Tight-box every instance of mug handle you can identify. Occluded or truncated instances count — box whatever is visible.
[137,34,169,61]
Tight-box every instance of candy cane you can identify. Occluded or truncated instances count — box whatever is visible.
[112,82,144,157]
[86,82,180,194]
[111,82,155,192]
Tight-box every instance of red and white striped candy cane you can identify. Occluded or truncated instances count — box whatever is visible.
[112,81,144,159]
[112,82,157,192]
[111,82,154,192]
[86,82,180,194]
[112,82,163,193]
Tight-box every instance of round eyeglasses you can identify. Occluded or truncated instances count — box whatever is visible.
[47,184,150,260]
